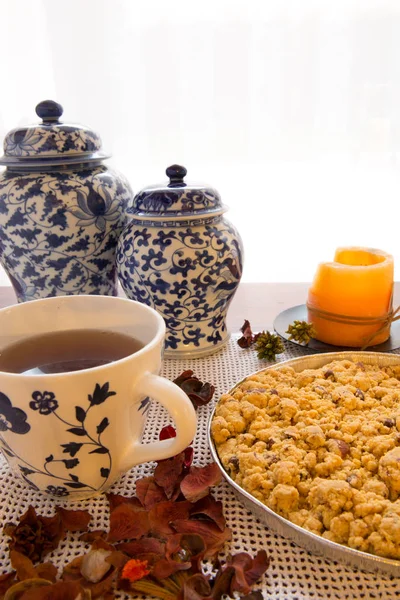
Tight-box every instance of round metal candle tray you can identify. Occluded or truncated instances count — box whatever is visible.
[208,351,400,575]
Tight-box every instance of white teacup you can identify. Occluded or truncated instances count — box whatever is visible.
[0,295,197,500]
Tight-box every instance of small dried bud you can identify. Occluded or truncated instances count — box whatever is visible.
[270,389,279,395]
[324,370,335,380]
[354,388,365,400]
[383,418,396,428]
[265,438,275,450]
[356,362,366,371]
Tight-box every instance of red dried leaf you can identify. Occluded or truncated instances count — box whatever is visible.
[148,501,192,536]
[180,463,222,502]
[135,476,167,509]
[107,504,150,543]
[171,519,232,559]
[56,507,91,532]
[228,551,270,594]
[173,371,215,408]
[154,453,185,499]
[10,549,37,580]
[182,573,213,600]
[238,320,255,348]
[106,493,142,513]
[240,593,264,600]
[190,495,226,531]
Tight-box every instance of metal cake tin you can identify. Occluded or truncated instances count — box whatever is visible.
[208,351,400,575]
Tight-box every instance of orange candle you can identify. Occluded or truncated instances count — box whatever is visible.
[307,247,394,347]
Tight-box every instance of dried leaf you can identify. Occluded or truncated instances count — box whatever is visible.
[181,573,213,600]
[79,530,107,543]
[154,454,185,499]
[228,551,270,594]
[159,425,177,440]
[106,493,142,513]
[5,580,84,600]
[149,500,192,536]
[35,563,57,584]
[171,519,232,558]
[189,495,226,531]
[173,371,215,408]
[56,507,91,532]
[181,463,222,502]
[107,504,150,543]
[209,565,235,600]
[0,571,16,597]
[10,550,37,581]
[237,320,254,348]
[135,476,167,509]
[116,537,166,560]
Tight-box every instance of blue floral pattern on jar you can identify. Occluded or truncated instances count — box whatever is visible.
[0,166,132,301]
[117,216,243,357]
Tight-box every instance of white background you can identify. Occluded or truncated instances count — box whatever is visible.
[1,0,400,285]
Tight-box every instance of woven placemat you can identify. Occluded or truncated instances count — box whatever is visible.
[1,336,400,599]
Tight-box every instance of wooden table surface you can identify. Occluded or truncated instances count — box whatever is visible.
[1,282,400,332]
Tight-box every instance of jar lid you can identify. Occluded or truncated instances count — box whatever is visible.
[0,100,109,168]
[129,165,227,220]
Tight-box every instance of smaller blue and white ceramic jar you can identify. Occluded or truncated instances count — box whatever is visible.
[117,165,244,358]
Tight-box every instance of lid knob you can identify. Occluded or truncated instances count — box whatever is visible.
[166,164,187,186]
[35,100,63,124]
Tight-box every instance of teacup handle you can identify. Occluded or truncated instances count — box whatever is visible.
[120,372,197,472]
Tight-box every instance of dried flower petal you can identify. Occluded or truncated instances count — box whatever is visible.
[149,501,192,536]
[135,476,168,509]
[228,550,270,594]
[173,371,215,408]
[56,507,91,532]
[107,504,150,543]
[181,573,213,600]
[121,559,150,583]
[189,495,226,531]
[10,550,37,581]
[154,453,185,499]
[79,530,107,543]
[238,320,254,348]
[181,463,222,502]
[35,563,57,584]
[106,493,142,513]
[0,571,17,597]
[171,519,232,559]
[117,537,166,561]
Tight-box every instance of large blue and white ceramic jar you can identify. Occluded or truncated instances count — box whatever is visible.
[0,100,132,301]
[117,165,243,358]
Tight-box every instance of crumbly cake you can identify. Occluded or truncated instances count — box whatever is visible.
[211,359,400,559]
